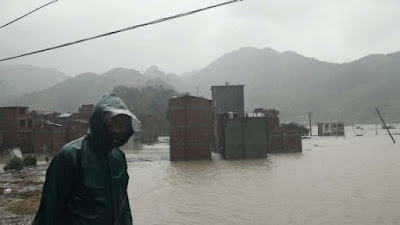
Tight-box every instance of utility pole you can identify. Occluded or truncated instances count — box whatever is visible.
[308,112,312,136]
[375,107,395,143]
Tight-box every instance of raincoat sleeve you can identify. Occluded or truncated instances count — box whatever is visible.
[33,150,75,225]
[121,153,133,225]
[122,197,133,225]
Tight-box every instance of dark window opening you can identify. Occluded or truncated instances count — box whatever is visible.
[20,119,26,127]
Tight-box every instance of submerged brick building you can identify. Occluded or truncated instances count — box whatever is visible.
[0,106,33,153]
[169,95,212,161]
[0,104,92,154]
[254,108,302,153]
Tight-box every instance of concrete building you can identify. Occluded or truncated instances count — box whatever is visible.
[211,83,245,117]
[318,121,345,136]
[223,116,269,159]
[169,95,212,161]
[211,83,244,149]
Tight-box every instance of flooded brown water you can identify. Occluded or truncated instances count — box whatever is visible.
[127,126,400,225]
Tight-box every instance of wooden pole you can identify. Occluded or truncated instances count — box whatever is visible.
[375,107,395,143]
[308,112,312,136]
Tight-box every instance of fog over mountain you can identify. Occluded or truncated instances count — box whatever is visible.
[181,47,400,123]
[0,64,68,105]
[12,67,174,112]
[3,47,400,123]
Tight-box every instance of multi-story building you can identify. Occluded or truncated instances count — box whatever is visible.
[0,104,93,154]
[0,106,33,153]
[318,121,345,136]
[210,83,245,117]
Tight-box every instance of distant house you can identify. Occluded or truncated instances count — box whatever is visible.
[0,104,93,154]
[0,106,33,153]
[317,121,345,136]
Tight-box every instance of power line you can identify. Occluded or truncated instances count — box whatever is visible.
[0,0,243,62]
[0,0,59,29]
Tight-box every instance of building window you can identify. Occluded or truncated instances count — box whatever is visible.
[41,145,48,154]
[20,119,26,127]
[28,119,32,127]
[19,108,25,114]
[20,132,25,139]
[324,124,329,130]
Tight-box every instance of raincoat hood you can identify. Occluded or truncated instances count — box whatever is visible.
[88,93,139,150]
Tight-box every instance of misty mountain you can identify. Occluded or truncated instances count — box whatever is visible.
[0,64,68,105]
[102,67,147,87]
[7,47,400,123]
[13,67,179,112]
[181,47,400,123]
[144,65,184,90]
[14,73,116,112]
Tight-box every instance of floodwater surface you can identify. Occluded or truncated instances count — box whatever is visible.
[127,126,400,225]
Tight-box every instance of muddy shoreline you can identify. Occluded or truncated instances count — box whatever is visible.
[0,165,47,225]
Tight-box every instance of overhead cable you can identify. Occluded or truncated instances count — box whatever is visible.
[0,0,59,29]
[0,0,243,62]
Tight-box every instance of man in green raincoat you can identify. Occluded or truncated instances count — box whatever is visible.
[33,93,140,225]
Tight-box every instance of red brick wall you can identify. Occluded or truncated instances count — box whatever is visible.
[169,145,210,161]
[0,107,31,148]
[31,125,67,154]
[169,96,211,161]
[65,122,88,143]
[270,130,302,153]
[78,104,94,121]
[32,127,51,154]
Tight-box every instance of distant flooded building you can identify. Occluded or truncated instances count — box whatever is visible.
[222,116,268,159]
[0,106,33,153]
[317,121,345,136]
[169,95,212,161]
[211,83,244,149]
[253,108,302,153]
[0,104,93,154]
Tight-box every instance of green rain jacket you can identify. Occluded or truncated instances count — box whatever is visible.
[33,93,139,225]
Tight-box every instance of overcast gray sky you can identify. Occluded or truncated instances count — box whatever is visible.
[1,0,399,76]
